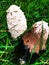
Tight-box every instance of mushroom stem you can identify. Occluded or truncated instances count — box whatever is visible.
[19,48,30,64]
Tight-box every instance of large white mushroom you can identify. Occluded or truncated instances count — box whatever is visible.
[6,5,27,39]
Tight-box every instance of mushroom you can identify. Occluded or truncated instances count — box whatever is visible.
[20,21,49,64]
[23,21,49,53]
[6,5,27,39]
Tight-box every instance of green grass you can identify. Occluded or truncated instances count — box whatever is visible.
[0,0,49,65]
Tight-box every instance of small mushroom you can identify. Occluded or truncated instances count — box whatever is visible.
[6,5,27,39]
[23,21,49,54]
[19,21,49,65]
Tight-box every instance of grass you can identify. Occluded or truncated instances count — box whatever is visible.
[0,0,49,65]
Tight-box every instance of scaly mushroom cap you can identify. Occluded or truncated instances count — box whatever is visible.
[22,21,49,54]
[6,5,27,39]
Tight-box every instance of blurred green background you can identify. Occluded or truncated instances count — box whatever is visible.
[0,0,49,65]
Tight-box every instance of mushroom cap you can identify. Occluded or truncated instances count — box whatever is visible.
[32,21,49,40]
[22,21,49,53]
[6,5,27,39]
